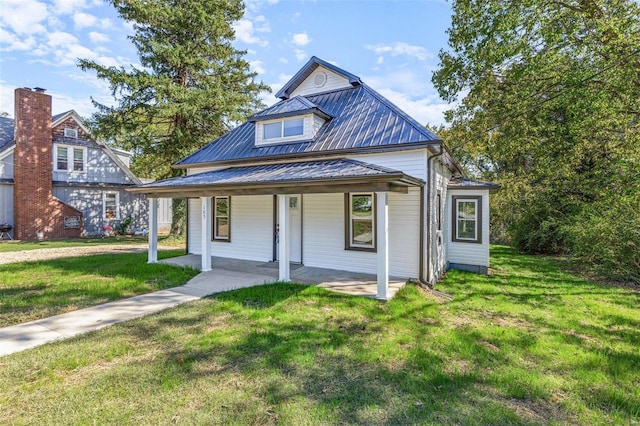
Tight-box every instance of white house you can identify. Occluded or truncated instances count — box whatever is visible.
[128,57,498,299]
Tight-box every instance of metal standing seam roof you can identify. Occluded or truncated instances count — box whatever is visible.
[248,96,332,121]
[0,117,15,155]
[131,159,424,192]
[176,83,441,167]
[448,177,500,190]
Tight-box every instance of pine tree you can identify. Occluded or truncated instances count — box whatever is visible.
[79,0,269,235]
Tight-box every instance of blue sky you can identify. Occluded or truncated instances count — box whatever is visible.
[0,0,453,126]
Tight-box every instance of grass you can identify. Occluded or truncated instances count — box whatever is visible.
[0,250,198,327]
[0,246,638,425]
[0,235,185,253]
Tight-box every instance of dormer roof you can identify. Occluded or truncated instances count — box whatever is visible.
[275,56,362,100]
[248,96,333,122]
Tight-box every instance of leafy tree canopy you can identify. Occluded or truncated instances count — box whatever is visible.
[433,0,640,282]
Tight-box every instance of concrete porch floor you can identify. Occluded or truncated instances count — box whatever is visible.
[161,255,407,299]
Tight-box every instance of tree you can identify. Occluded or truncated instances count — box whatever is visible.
[79,0,269,236]
[433,0,640,282]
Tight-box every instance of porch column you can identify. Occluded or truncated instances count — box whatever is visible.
[201,196,212,272]
[278,194,290,282]
[148,197,158,263]
[376,191,389,299]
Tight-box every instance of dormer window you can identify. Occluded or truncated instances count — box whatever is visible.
[264,118,304,140]
[64,128,78,138]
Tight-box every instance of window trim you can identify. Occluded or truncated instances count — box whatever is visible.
[451,195,482,244]
[436,191,442,231]
[257,115,307,145]
[103,191,120,221]
[54,144,86,173]
[344,192,376,252]
[212,196,231,242]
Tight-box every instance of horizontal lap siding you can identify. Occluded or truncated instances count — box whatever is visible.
[290,67,352,98]
[348,149,427,180]
[188,195,273,262]
[0,184,13,229]
[304,190,419,278]
[446,189,490,267]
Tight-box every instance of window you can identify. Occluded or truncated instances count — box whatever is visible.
[104,192,119,220]
[64,128,78,138]
[213,196,230,241]
[263,117,304,140]
[436,191,442,231]
[346,193,375,251]
[452,196,482,243]
[54,145,85,172]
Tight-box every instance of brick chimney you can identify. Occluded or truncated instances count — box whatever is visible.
[13,87,83,240]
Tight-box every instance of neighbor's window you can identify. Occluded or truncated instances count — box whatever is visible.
[213,196,230,241]
[263,117,304,140]
[55,145,85,172]
[346,193,375,251]
[104,192,119,220]
[452,196,482,243]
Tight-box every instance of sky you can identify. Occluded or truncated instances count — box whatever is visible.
[0,0,454,126]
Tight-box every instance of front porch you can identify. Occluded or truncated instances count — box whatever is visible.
[161,255,407,299]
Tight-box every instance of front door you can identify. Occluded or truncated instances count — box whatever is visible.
[276,194,302,264]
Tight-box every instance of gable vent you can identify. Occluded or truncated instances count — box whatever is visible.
[313,71,327,88]
[64,128,78,138]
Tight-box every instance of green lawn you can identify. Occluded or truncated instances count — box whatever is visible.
[0,235,185,253]
[0,246,638,424]
[0,251,198,327]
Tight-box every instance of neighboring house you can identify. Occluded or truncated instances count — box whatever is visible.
[0,87,167,240]
[129,57,498,298]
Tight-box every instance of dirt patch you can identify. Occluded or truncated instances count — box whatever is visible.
[0,244,174,265]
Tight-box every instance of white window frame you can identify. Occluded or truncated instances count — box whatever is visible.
[64,128,78,138]
[103,191,120,221]
[346,192,376,251]
[213,196,230,241]
[257,115,307,145]
[452,196,482,244]
[54,144,86,173]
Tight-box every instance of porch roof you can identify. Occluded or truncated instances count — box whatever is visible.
[127,159,424,198]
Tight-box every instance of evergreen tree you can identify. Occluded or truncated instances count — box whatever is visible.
[79,0,269,235]
[433,0,640,282]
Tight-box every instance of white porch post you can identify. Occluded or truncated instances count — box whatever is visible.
[376,191,389,299]
[201,196,212,272]
[148,197,158,263]
[278,194,290,282]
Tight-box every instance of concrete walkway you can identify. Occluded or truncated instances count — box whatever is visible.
[0,267,276,357]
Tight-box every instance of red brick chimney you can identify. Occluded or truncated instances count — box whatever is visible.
[13,87,83,240]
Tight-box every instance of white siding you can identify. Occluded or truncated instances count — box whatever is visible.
[446,189,491,268]
[0,150,13,179]
[0,184,13,232]
[188,195,273,262]
[348,149,428,180]
[303,190,420,278]
[429,159,453,282]
[186,165,225,176]
[290,66,352,98]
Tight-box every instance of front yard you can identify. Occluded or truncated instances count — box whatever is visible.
[0,247,638,424]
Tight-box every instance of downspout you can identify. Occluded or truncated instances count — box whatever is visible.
[419,143,444,289]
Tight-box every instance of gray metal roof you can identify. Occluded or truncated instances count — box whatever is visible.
[52,110,73,123]
[448,177,500,190]
[135,159,423,191]
[249,96,332,121]
[176,84,441,167]
[0,117,14,155]
[275,56,362,100]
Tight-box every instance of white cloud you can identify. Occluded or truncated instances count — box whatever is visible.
[52,0,88,15]
[377,88,448,126]
[291,32,311,46]
[0,28,37,51]
[279,57,288,64]
[73,12,97,29]
[366,42,432,61]
[232,19,268,47]
[294,49,306,62]
[88,31,109,43]
[253,15,271,33]
[99,18,113,29]
[250,60,266,75]
[0,0,49,35]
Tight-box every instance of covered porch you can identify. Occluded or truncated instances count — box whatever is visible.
[128,159,424,300]
[161,254,407,299]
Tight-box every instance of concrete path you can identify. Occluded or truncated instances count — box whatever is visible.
[0,268,276,357]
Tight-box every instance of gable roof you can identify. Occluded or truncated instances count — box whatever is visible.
[249,96,332,121]
[176,83,441,168]
[275,56,362,100]
[0,117,14,155]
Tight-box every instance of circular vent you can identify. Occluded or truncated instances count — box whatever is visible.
[313,72,328,88]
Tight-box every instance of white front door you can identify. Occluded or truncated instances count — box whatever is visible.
[276,194,302,264]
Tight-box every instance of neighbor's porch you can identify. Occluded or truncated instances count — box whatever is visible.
[161,254,407,299]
